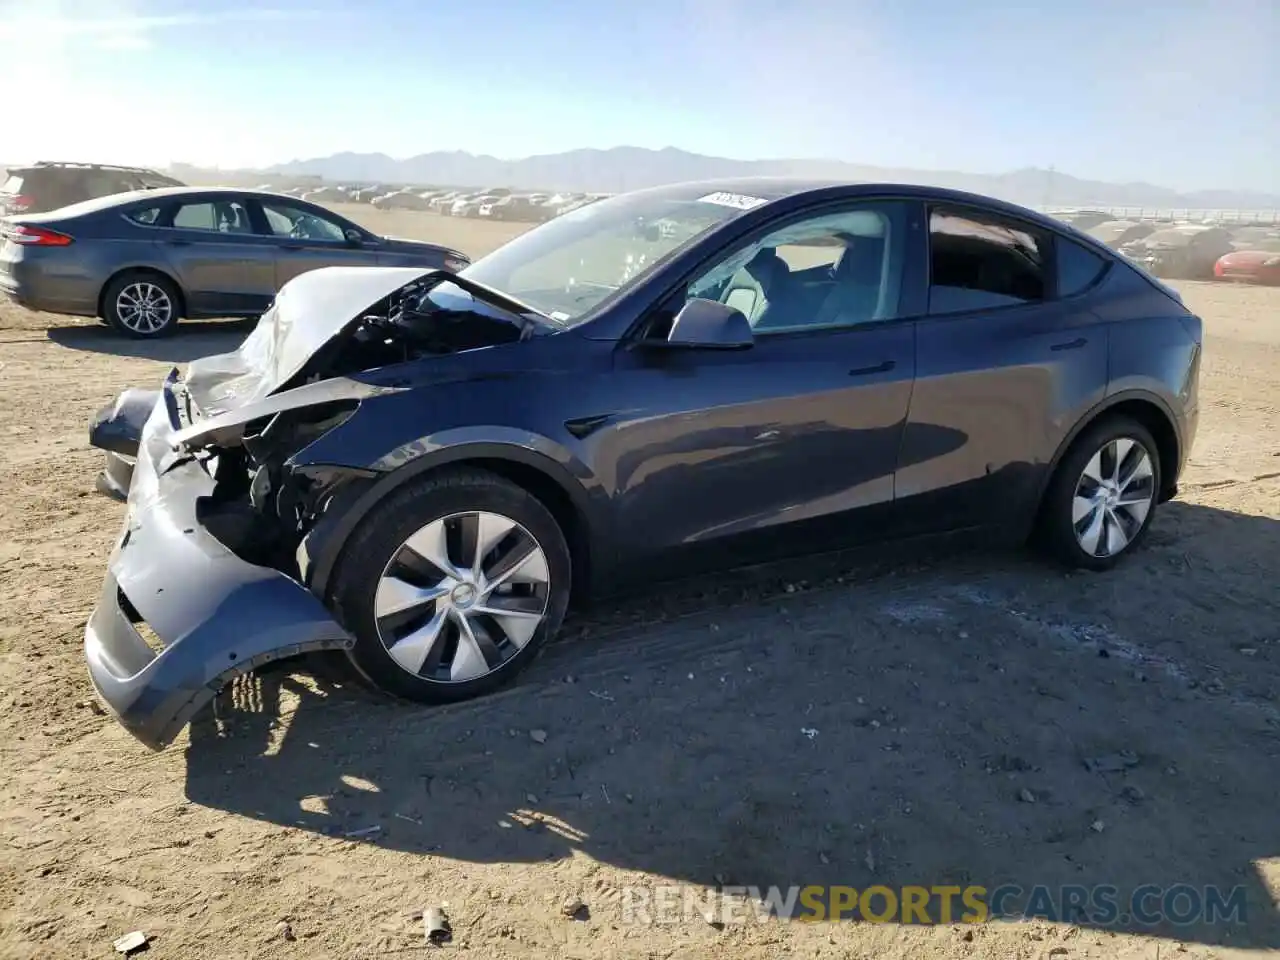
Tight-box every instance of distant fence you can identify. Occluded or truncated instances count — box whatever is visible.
[1037,206,1280,226]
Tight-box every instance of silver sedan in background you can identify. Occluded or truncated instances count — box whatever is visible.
[0,186,468,337]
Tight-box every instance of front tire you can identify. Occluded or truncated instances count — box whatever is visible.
[1038,416,1162,570]
[329,469,572,704]
[103,272,181,338]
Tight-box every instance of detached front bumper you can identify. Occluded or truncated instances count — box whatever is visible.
[89,388,160,502]
[84,372,354,750]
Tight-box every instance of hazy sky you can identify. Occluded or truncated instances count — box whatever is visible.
[2,0,1276,193]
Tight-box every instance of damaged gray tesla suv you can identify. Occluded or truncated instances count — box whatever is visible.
[84,178,1202,749]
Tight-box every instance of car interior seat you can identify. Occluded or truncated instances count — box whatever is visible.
[812,235,886,327]
[720,247,793,327]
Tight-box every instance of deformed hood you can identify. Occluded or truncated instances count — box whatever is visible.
[185,265,432,415]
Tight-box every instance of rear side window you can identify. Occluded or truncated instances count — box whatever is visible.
[172,200,253,233]
[2,174,24,194]
[928,207,1048,315]
[1056,237,1109,297]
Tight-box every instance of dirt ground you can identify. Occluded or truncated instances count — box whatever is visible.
[1,210,1278,960]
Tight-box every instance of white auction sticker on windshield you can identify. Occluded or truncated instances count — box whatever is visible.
[696,191,768,210]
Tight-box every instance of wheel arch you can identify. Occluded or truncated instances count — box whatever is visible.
[98,265,187,321]
[1035,389,1182,520]
[299,442,603,605]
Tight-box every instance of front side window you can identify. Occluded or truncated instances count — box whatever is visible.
[928,207,1047,315]
[261,202,348,242]
[460,188,757,323]
[683,202,910,334]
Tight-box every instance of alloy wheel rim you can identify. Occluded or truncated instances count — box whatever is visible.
[116,282,173,333]
[1072,437,1156,558]
[374,511,551,682]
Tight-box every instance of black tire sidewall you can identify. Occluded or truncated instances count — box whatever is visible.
[103,273,181,338]
[330,470,572,703]
[1042,416,1162,570]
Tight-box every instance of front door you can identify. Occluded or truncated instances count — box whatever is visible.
[256,200,378,288]
[598,199,925,571]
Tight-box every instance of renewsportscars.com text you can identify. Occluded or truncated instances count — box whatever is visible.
[621,883,1248,927]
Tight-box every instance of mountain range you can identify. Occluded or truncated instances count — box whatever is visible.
[265,146,1280,210]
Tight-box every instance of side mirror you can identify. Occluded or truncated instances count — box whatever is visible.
[344,228,365,246]
[658,298,754,350]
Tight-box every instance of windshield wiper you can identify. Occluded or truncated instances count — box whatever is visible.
[422,270,569,332]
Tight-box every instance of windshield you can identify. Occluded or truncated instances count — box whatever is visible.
[459,188,763,324]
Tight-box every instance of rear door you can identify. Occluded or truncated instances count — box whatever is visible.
[893,204,1110,533]
[253,198,377,287]
[151,196,279,316]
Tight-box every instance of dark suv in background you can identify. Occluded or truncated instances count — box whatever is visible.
[1,161,185,217]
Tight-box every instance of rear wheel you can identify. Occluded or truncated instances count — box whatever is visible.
[103,272,181,338]
[1039,416,1162,570]
[329,469,572,704]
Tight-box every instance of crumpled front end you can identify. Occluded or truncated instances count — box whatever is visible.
[82,265,557,748]
[83,371,355,750]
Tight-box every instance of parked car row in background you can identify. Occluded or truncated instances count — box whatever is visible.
[242,189,1280,280]
[1055,209,1280,284]
[4,160,1280,343]
[246,180,611,222]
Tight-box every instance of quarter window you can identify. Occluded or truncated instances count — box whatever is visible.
[928,208,1047,315]
[1055,236,1109,297]
[125,206,162,225]
[684,202,910,334]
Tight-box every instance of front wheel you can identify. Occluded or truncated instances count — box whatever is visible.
[1038,416,1162,570]
[329,469,572,704]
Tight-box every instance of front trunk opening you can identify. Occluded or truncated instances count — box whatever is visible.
[283,276,529,389]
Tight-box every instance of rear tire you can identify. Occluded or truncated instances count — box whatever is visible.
[1038,416,1162,571]
[329,468,572,704]
[102,272,181,338]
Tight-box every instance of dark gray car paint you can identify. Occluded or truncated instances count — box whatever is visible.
[2,186,467,322]
[83,179,1202,749]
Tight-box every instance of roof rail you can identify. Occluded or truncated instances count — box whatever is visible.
[32,160,171,176]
